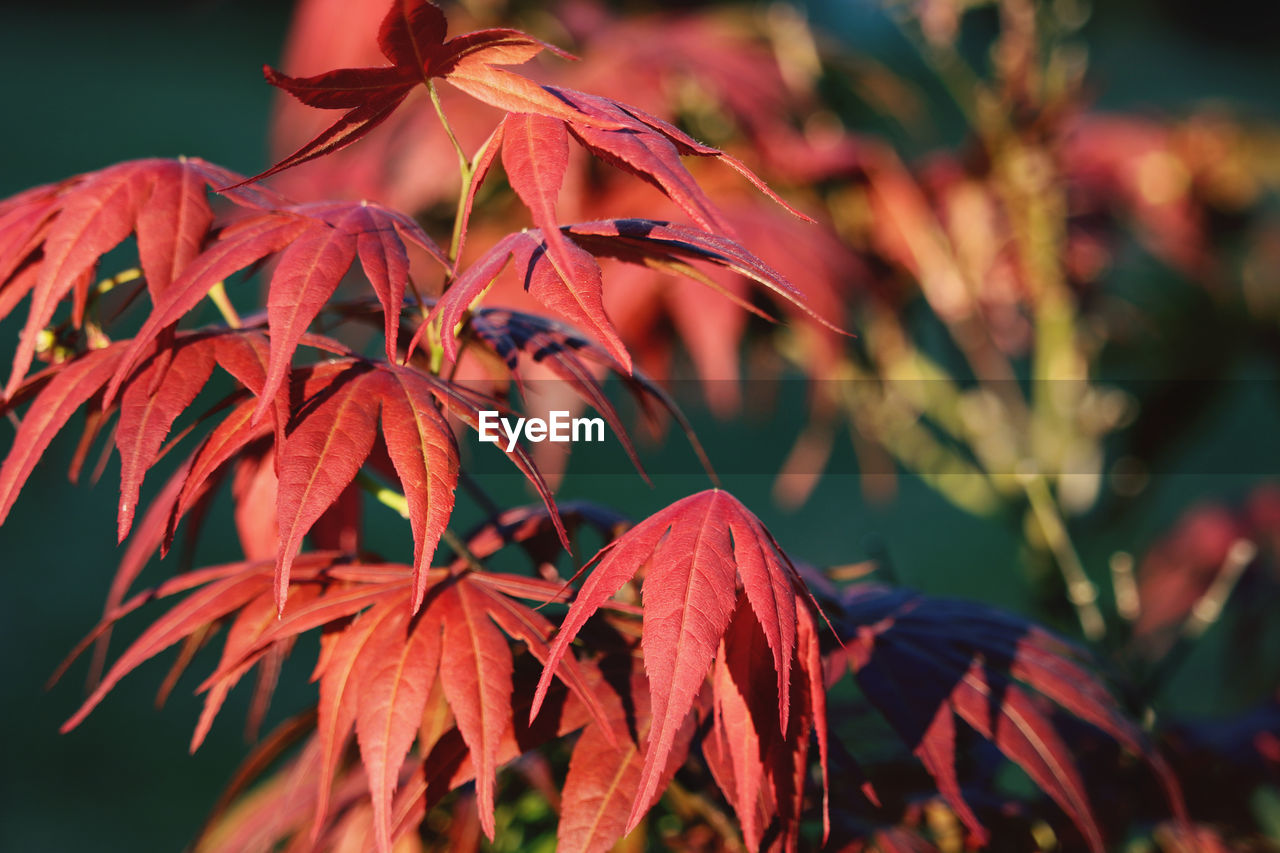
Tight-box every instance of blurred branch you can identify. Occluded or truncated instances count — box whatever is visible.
[1142,539,1257,697]
[1019,467,1105,641]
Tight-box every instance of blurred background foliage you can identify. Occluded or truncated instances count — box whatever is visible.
[1,0,1278,850]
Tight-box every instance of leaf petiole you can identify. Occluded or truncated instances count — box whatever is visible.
[1019,468,1105,642]
[427,80,470,176]
[356,470,409,518]
[354,470,487,573]
[207,281,241,329]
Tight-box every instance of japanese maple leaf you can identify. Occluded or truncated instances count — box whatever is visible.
[251,357,568,617]
[830,587,1188,852]
[697,594,831,852]
[584,176,857,415]
[259,361,460,615]
[251,0,615,185]
[441,100,816,367]
[432,219,844,376]
[102,198,449,424]
[531,488,813,833]
[0,158,252,400]
[228,567,610,850]
[490,93,805,277]
[543,86,812,229]
[57,552,612,853]
[0,328,287,543]
[557,657,697,853]
[57,551,351,736]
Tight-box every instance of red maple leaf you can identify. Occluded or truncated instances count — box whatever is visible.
[531,488,826,835]
[251,0,616,185]
[831,587,1188,852]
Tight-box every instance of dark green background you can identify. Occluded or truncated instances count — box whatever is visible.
[2,1,1278,850]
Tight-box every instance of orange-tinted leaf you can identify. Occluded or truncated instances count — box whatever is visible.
[249,0,604,185]
[3,159,243,397]
[233,447,280,561]
[498,112,628,365]
[172,398,270,551]
[558,667,694,853]
[6,164,151,396]
[367,366,459,611]
[62,566,275,732]
[531,489,807,832]
[438,579,515,840]
[254,201,448,422]
[567,218,847,334]
[104,214,309,407]
[190,588,299,751]
[314,590,412,838]
[274,366,380,613]
[135,158,216,298]
[0,344,125,526]
[354,601,442,853]
[705,597,823,851]
[256,212,361,424]
[0,183,58,304]
[349,205,411,360]
[434,230,625,368]
[501,114,571,253]
[114,336,217,540]
[552,87,733,234]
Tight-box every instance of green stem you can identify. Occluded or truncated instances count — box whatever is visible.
[1142,539,1256,696]
[423,80,490,376]
[357,470,408,517]
[96,267,142,296]
[428,80,470,174]
[447,172,475,271]
[1019,468,1105,642]
[441,528,488,575]
[427,80,477,268]
[207,281,241,329]
[354,471,487,574]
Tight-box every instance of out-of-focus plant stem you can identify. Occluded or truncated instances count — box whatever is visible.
[1142,539,1257,696]
[208,281,241,329]
[354,470,486,573]
[1020,468,1105,641]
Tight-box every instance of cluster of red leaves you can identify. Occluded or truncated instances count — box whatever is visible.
[48,489,831,852]
[0,1,1204,851]
[828,587,1187,851]
[268,0,858,410]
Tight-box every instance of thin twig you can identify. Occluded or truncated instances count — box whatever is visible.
[428,80,470,174]
[1183,539,1256,639]
[1019,468,1105,642]
[428,79,479,272]
[207,281,241,328]
[1109,551,1141,623]
[441,527,488,575]
[356,470,408,517]
[354,471,488,574]
[1142,539,1256,696]
[664,780,746,852]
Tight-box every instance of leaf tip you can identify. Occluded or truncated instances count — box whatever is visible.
[116,505,133,544]
[527,666,556,727]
